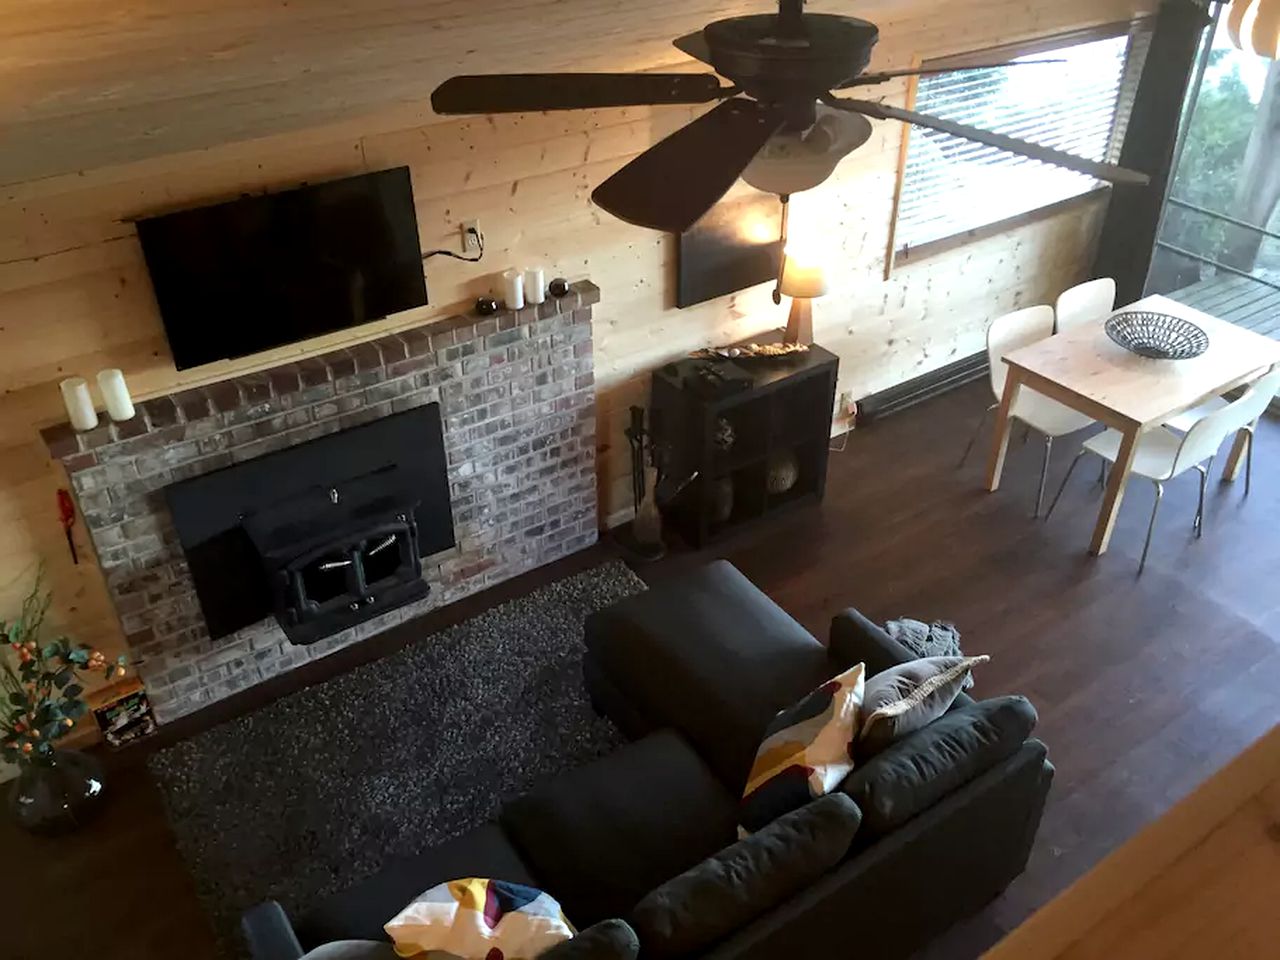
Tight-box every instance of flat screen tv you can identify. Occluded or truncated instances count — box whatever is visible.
[136,167,428,370]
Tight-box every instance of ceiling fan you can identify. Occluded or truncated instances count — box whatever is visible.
[432,0,1150,234]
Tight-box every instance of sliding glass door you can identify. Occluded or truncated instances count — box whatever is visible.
[1148,8,1280,337]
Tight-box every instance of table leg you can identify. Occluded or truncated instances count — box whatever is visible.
[985,370,1023,492]
[1221,421,1255,482]
[1090,426,1140,556]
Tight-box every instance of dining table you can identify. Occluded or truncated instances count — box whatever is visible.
[985,293,1280,556]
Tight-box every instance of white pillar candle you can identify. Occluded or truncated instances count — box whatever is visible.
[59,377,99,432]
[96,368,135,422]
[524,266,546,305]
[501,268,525,311]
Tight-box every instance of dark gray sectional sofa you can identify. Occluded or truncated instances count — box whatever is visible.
[243,560,1052,960]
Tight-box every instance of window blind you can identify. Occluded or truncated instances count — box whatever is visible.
[895,23,1150,251]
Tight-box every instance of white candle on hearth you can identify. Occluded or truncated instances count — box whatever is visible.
[96,368,135,422]
[524,266,546,305]
[59,377,99,432]
[502,268,525,311]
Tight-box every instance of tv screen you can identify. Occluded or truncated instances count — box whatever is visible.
[136,167,428,370]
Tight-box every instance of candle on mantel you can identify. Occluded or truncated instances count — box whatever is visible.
[97,368,135,422]
[524,266,546,305]
[502,269,525,311]
[59,377,99,432]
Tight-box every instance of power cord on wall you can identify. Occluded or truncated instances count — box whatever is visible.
[422,225,485,263]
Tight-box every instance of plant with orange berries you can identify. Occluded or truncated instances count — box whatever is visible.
[2,575,126,766]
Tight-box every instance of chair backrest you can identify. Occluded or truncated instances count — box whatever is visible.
[1171,369,1280,477]
[1055,278,1116,333]
[986,305,1055,399]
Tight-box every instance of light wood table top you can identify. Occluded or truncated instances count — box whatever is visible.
[983,724,1280,960]
[985,294,1280,555]
[1004,294,1280,431]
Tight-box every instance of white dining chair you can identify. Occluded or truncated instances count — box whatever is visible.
[959,305,1095,516]
[1054,278,1116,333]
[1046,369,1280,572]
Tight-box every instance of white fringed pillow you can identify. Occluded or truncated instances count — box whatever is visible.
[858,655,989,755]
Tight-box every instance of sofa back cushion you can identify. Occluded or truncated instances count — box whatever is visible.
[537,919,640,960]
[300,944,398,960]
[629,793,861,959]
[840,695,1038,838]
[501,730,737,929]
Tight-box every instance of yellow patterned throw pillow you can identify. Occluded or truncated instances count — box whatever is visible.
[384,877,574,959]
[739,663,866,834]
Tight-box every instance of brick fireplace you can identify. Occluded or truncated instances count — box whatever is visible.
[41,282,600,722]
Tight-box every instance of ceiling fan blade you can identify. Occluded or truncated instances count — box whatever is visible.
[828,97,1149,186]
[839,59,1064,88]
[431,73,726,114]
[673,30,716,66]
[592,99,788,233]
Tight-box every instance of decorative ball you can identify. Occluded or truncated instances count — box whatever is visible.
[475,296,499,316]
[766,450,800,494]
[708,477,734,524]
[548,277,571,298]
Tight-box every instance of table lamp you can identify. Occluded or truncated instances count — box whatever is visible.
[778,248,828,345]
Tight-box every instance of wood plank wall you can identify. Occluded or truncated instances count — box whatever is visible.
[0,0,1150,671]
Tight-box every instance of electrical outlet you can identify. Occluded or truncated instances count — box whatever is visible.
[461,220,482,252]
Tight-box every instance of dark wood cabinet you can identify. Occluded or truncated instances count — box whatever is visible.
[650,344,839,547]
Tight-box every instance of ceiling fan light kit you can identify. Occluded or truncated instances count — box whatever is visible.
[431,0,1149,236]
[741,105,873,195]
[1228,0,1280,59]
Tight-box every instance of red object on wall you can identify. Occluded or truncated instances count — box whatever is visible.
[57,488,78,564]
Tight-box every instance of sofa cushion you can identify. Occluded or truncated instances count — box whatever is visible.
[584,560,832,789]
[500,730,737,928]
[629,794,861,959]
[537,919,641,960]
[301,942,398,960]
[859,656,989,756]
[293,823,538,947]
[739,664,865,834]
[839,695,1038,838]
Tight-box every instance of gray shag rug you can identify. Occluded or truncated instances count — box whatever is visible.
[149,561,644,956]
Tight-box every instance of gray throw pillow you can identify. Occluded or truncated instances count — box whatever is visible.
[629,793,861,959]
[859,655,989,755]
[536,919,640,959]
[840,695,1038,838]
[301,942,400,960]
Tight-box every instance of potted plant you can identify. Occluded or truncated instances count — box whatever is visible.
[2,575,126,835]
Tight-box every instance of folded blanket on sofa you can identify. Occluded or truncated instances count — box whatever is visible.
[884,618,972,689]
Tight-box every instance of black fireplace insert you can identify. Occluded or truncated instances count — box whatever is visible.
[166,404,453,644]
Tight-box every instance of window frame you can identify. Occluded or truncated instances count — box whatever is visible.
[885,20,1151,272]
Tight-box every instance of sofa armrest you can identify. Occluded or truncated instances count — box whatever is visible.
[828,609,917,675]
[242,900,305,960]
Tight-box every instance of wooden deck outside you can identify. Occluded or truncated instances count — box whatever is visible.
[1167,273,1280,338]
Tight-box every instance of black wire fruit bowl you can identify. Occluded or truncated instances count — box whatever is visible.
[1105,311,1209,360]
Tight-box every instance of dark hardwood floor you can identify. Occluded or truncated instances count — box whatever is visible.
[5,379,1278,960]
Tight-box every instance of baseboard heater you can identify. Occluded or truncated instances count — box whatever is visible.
[855,352,987,424]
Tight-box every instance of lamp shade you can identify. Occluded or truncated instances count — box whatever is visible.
[1229,0,1280,58]
[778,252,829,299]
